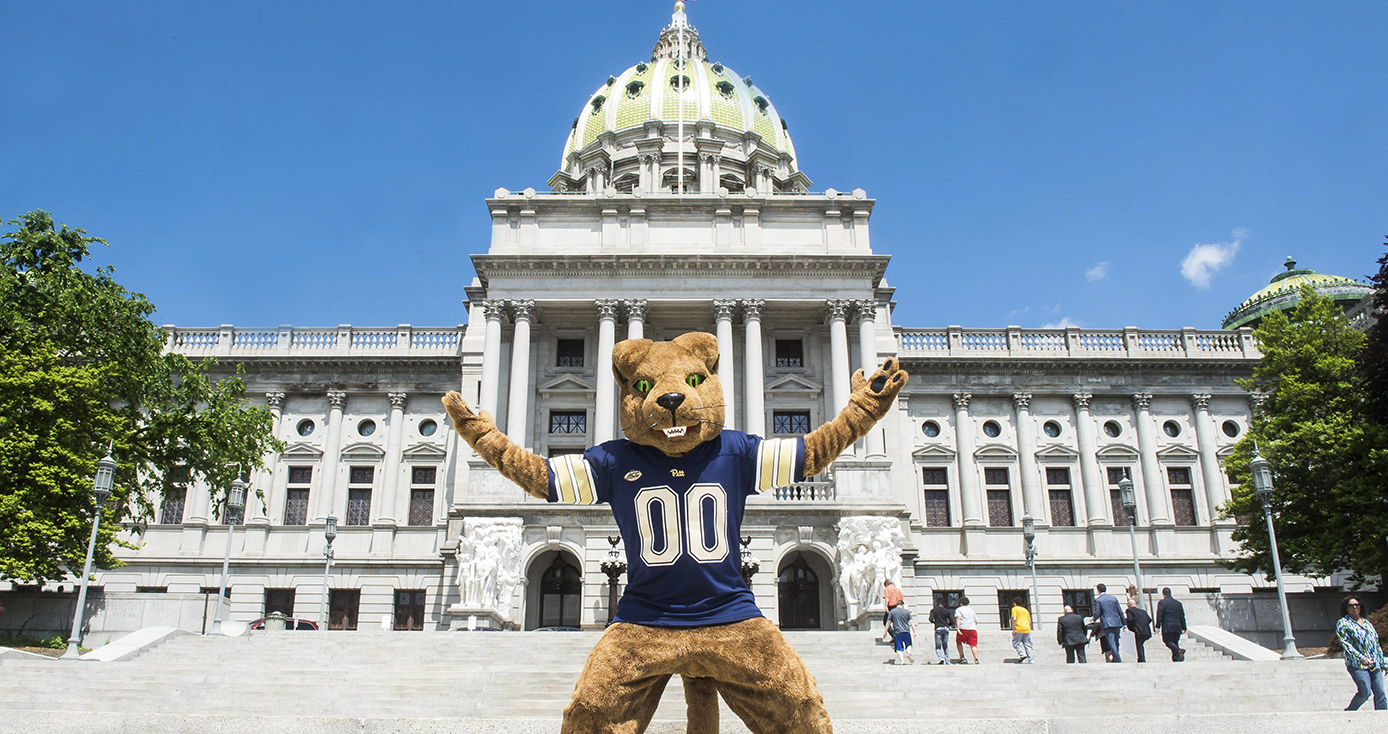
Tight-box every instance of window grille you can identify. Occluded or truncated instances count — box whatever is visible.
[772,411,811,435]
[550,411,587,434]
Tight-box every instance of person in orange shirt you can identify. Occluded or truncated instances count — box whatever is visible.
[880,580,905,641]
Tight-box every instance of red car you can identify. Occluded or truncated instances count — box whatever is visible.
[249,616,319,631]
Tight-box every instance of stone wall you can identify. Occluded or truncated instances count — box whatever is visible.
[1185,590,1384,650]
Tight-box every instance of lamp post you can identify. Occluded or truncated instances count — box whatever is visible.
[61,448,117,660]
[1022,514,1040,631]
[210,475,246,635]
[1250,449,1303,659]
[600,536,627,626]
[1118,471,1144,608]
[318,514,337,632]
[740,536,760,585]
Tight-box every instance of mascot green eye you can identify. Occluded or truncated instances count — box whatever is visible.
[686,374,705,387]
[634,379,654,393]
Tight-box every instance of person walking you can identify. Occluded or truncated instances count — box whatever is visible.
[1125,598,1153,663]
[1336,596,1386,711]
[928,598,954,665]
[954,596,980,664]
[1094,583,1124,663]
[1010,597,1035,664]
[880,579,905,642]
[887,601,917,665]
[1155,587,1187,662]
[1056,605,1088,663]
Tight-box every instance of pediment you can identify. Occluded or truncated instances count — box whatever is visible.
[538,375,596,397]
[912,444,957,460]
[1096,444,1140,460]
[1035,443,1079,460]
[1156,444,1200,458]
[402,443,447,461]
[765,374,822,394]
[282,442,324,459]
[339,442,386,461]
[975,443,1018,460]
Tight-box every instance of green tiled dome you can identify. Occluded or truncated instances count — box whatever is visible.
[1222,257,1371,330]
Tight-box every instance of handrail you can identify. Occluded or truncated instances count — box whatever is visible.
[163,325,465,358]
[894,326,1260,360]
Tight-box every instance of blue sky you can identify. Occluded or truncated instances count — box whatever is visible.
[2,1,1384,331]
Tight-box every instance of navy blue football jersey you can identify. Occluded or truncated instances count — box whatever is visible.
[547,430,805,626]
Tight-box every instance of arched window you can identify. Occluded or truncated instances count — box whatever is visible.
[778,553,820,629]
[663,167,697,193]
[539,555,582,628]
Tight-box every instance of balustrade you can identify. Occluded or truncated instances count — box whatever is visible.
[166,325,464,357]
[896,326,1257,359]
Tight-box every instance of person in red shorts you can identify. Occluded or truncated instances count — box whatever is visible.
[953,596,980,664]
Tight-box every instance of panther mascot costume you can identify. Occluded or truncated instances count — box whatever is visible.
[443,331,907,733]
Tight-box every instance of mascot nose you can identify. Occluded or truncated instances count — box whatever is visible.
[656,392,686,412]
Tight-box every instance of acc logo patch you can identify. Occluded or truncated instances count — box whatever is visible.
[624,470,642,482]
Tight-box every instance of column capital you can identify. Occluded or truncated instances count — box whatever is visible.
[1011,393,1031,411]
[327,390,347,409]
[1189,393,1212,411]
[509,299,536,321]
[1071,392,1093,410]
[623,299,648,322]
[1249,391,1269,412]
[596,299,620,320]
[1131,392,1153,411]
[389,391,408,409]
[483,299,508,320]
[853,299,877,323]
[952,392,972,411]
[712,299,737,320]
[265,391,286,410]
[823,299,850,323]
[741,299,764,320]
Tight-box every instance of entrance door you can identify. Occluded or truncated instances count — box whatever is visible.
[777,554,820,629]
[329,589,360,630]
[997,589,1029,630]
[394,590,426,631]
[539,555,582,628]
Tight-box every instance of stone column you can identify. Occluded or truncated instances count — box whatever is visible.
[625,299,647,341]
[1132,393,1170,523]
[827,300,851,417]
[505,300,535,447]
[243,392,283,554]
[1073,393,1108,525]
[742,299,765,437]
[855,299,885,457]
[1012,393,1044,525]
[713,299,737,431]
[315,390,347,523]
[953,393,983,527]
[1191,393,1224,521]
[594,300,619,443]
[479,300,507,416]
[376,392,407,525]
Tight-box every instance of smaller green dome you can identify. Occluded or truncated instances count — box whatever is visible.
[1222,257,1371,330]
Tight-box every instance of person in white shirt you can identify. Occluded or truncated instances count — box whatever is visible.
[953,597,980,664]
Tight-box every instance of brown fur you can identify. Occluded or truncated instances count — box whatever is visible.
[442,332,907,734]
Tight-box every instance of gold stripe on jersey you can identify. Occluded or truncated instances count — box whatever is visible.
[549,454,598,505]
[776,438,795,488]
[756,438,799,493]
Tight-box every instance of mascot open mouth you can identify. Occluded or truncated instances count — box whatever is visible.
[662,426,688,438]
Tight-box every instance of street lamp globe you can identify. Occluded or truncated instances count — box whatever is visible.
[1249,451,1274,504]
[1021,514,1035,544]
[93,452,117,502]
[1118,476,1136,521]
[228,476,246,512]
[325,515,338,544]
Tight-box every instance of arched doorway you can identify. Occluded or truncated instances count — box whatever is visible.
[534,553,582,629]
[778,553,820,629]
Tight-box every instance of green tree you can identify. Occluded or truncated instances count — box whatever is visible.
[1360,237,1388,423]
[0,211,284,584]
[1221,284,1388,587]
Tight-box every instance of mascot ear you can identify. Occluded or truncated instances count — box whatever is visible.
[672,332,720,373]
[612,338,654,386]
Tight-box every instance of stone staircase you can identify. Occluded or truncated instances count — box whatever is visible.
[0,627,1357,731]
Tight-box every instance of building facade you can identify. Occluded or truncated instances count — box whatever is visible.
[25,4,1343,642]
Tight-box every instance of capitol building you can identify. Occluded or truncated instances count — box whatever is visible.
[45,4,1358,643]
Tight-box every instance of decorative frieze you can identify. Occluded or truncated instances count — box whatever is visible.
[455,517,524,616]
[836,516,905,618]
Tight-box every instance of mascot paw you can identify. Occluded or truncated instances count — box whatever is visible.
[850,358,909,420]
[442,391,498,447]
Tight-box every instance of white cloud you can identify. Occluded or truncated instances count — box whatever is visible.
[1181,229,1246,289]
[1085,262,1110,282]
[1044,317,1080,329]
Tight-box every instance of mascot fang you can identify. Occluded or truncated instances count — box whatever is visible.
[443,331,907,733]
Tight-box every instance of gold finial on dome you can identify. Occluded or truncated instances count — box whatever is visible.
[674,0,684,11]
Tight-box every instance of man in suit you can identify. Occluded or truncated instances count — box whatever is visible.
[1094,583,1125,663]
[1125,598,1153,663]
[1055,604,1089,663]
[1156,587,1188,661]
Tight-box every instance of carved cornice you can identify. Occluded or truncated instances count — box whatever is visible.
[389,391,408,409]
[265,392,286,410]
[623,299,648,322]
[1131,392,1153,411]
[741,299,764,320]
[952,392,971,411]
[1011,393,1031,411]
[327,390,347,409]
[1071,392,1093,410]
[509,299,536,321]
[1190,393,1211,411]
[595,299,620,320]
[483,299,508,320]
[472,255,891,286]
[712,299,737,320]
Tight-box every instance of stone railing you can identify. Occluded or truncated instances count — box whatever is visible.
[164,324,465,358]
[774,481,836,502]
[895,326,1258,360]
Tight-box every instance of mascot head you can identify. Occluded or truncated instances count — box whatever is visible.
[612,332,724,457]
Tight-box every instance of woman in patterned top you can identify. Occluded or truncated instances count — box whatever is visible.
[1336,596,1386,711]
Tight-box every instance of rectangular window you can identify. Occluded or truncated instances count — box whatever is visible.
[772,410,811,435]
[774,339,804,368]
[288,466,313,484]
[987,489,1013,527]
[201,586,230,598]
[349,466,375,485]
[1167,466,1192,486]
[556,339,584,367]
[933,590,965,623]
[921,467,948,486]
[160,488,186,525]
[923,490,951,527]
[548,447,584,457]
[1062,589,1093,619]
[394,589,427,631]
[411,466,436,485]
[1111,490,1130,525]
[329,589,361,630]
[136,586,167,594]
[346,488,372,526]
[549,410,587,435]
[284,488,310,526]
[409,488,434,527]
[1171,489,1197,526]
[1048,490,1075,526]
[997,590,1029,630]
[1106,467,1126,485]
[1045,467,1071,486]
[264,588,295,617]
[984,467,1010,486]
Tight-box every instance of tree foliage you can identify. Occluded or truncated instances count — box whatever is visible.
[1221,284,1388,587]
[1360,237,1388,423]
[0,211,284,584]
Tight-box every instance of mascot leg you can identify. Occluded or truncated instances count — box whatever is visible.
[686,618,833,734]
[562,623,674,734]
[681,676,719,734]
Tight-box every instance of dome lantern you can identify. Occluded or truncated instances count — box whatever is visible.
[1222,257,1372,330]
